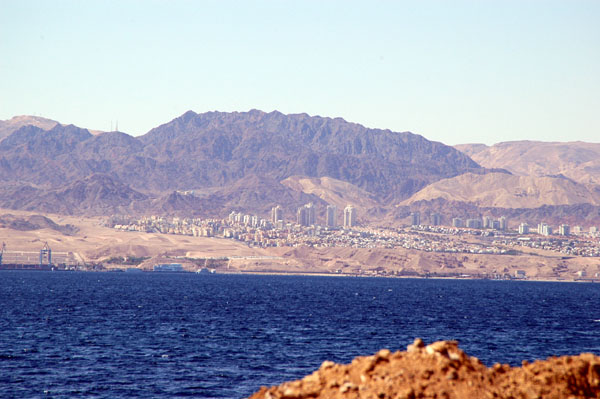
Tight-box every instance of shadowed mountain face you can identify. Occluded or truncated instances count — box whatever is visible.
[0,174,148,215]
[0,110,481,216]
[138,110,481,199]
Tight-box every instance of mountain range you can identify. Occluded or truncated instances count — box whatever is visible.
[1,111,599,226]
[0,110,479,219]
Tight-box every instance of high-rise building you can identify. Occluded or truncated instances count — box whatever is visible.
[518,223,529,234]
[499,216,507,231]
[296,203,315,227]
[540,224,552,236]
[305,202,315,226]
[235,212,243,223]
[558,224,570,236]
[466,218,482,229]
[297,206,308,226]
[430,213,441,226]
[482,216,491,229]
[410,212,420,226]
[326,205,337,228]
[452,218,464,228]
[343,205,356,228]
[271,205,283,224]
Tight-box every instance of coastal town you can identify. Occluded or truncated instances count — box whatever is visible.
[4,203,598,279]
[110,203,600,261]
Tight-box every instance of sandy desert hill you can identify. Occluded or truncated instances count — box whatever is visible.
[401,172,600,208]
[281,176,380,213]
[455,141,600,185]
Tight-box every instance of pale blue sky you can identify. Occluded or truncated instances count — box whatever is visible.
[1,0,598,145]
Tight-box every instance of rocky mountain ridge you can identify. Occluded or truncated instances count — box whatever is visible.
[2,112,600,225]
[0,115,59,142]
[0,110,481,217]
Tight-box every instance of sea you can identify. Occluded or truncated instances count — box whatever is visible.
[1,272,599,398]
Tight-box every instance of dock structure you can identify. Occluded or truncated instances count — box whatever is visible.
[0,243,81,270]
[40,242,52,268]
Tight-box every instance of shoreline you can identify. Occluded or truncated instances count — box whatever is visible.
[1,267,597,283]
[214,270,600,283]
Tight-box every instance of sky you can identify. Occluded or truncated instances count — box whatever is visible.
[1,0,599,145]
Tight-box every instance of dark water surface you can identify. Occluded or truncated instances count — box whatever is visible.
[1,272,599,398]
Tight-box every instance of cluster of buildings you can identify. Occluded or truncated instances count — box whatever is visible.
[516,223,596,237]
[411,212,509,231]
[410,212,508,231]
[452,216,508,230]
[411,211,600,239]
[272,203,356,229]
[110,205,600,259]
[112,215,220,237]
[221,204,357,247]
[111,202,359,245]
[517,222,571,236]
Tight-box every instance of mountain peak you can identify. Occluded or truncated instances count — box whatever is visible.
[180,110,198,121]
[5,115,59,126]
[0,115,60,142]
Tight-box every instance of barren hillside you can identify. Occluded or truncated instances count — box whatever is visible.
[456,141,600,185]
[401,172,600,208]
[281,176,381,212]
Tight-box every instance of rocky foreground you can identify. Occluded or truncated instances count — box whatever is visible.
[249,339,600,399]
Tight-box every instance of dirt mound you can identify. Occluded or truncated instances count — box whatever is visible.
[0,213,78,235]
[249,339,600,399]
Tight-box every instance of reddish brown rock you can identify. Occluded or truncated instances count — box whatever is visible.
[249,340,600,399]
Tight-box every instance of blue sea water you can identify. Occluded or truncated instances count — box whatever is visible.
[1,272,599,398]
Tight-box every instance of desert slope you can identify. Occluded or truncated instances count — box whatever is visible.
[401,172,600,208]
[281,176,380,211]
[455,141,600,185]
